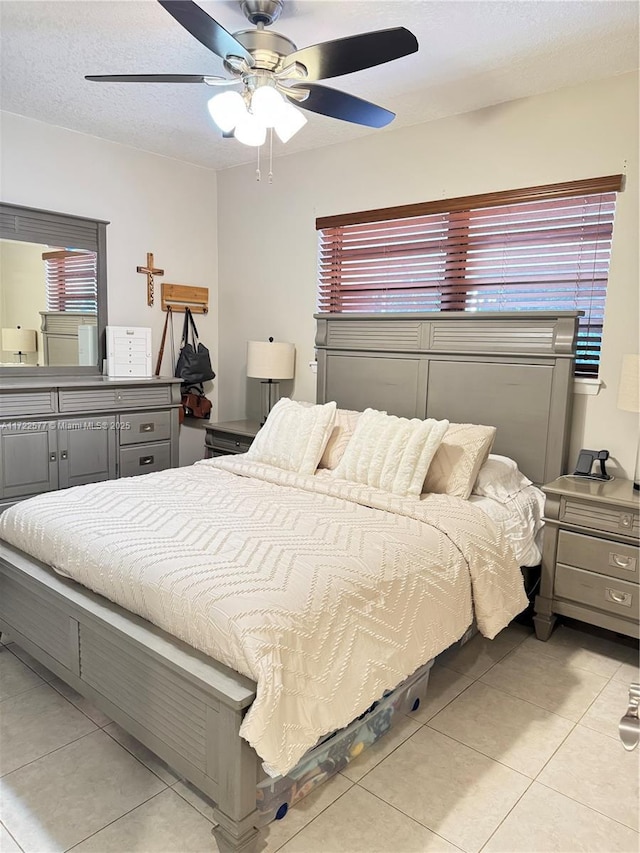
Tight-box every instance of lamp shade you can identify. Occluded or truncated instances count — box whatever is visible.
[234,113,267,147]
[2,327,37,353]
[273,102,307,143]
[247,340,295,380]
[618,354,640,413]
[208,91,247,133]
[250,85,284,128]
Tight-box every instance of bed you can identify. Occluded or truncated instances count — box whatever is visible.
[0,311,579,853]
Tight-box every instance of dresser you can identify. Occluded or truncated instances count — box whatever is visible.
[0,375,182,512]
[40,312,97,367]
[534,476,639,641]
[204,420,260,458]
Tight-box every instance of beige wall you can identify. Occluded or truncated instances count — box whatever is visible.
[3,71,637,475]
[217,71,639,479]
[0,239,46,365]
[1,112,219,465]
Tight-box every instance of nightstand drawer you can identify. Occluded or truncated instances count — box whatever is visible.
[555,564,637,619]
[120,441,171,477]
[560,497,639,538]
[207,432,253,455]
[120,411,172,445]
[557,531,638,583]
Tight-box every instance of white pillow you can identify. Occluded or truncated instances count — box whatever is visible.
[331,408,449,497]
[246,398,337,475]
[296,403,363,469]
[473,454,532,503]
[319,407,362,469]
[423,423,497,500]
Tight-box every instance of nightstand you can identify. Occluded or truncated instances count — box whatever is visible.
[204,420,260,459]
[534,476,639,641]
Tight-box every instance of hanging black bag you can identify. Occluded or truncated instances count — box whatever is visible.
[175,308,215,386]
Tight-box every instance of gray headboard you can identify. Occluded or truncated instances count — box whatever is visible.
[315,311,580,485]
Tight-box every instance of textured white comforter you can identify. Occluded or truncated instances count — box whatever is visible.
[0,457,527,775]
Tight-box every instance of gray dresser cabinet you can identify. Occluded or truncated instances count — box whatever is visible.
[0,376,182,512]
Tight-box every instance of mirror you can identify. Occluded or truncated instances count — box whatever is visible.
[0,239,97,367]
[0,203,108,375]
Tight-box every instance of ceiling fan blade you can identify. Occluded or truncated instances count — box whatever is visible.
[85,74,239,87]
[283,28,418,81]
[157,0,253,64]
[86,74,211,83]
[287,83,394,128]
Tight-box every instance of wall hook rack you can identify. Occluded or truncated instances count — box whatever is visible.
[161,283,209,314]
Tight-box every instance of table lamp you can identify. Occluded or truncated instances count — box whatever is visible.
[247,338,295,424]
[2,326,37,364]
[617,354,640,490]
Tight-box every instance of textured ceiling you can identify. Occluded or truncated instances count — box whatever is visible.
[1,0,638,171]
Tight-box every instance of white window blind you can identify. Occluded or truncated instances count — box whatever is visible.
[43,249,98,313]
[317,177,622,377]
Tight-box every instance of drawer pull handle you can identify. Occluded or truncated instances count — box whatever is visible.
[235,441,240,447]
[139,455,154,466]
[140,423,154,433]
[620,514,633,529]
[605,588,632,607]
[610,553,636,571]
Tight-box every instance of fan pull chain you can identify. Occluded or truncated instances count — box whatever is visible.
[256,143,261,182]
[268,128,273,185]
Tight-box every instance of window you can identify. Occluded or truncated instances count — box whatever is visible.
[43,249,98,313]
[317,175,623,377]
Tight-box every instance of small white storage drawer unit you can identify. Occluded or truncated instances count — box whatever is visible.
[0,376,182,511]
[106,326,152,378]
[534,476,639,641]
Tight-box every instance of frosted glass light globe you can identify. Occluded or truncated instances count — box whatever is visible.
[274,102,307,143]
[251,86,285,128]
[207,91,247,133]
[234,113,267,147]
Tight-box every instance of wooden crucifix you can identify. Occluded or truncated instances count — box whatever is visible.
[137,252,164,307]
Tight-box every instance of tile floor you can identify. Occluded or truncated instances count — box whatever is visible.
[0,621,638,853]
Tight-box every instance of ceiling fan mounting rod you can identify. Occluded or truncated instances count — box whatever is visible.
[240,0,283,27]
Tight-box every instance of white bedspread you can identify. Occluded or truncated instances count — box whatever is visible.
[0,457,527,776]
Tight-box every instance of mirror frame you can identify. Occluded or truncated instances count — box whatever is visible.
[0,201,108,376]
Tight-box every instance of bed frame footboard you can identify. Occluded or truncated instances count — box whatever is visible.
[0,543,266,853]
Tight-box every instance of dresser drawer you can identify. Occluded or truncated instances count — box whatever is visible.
[560,496,639,538]
[0,391,56,417]
[555,564,637,620]
[120,411,172,446]
[557,530,638,583]
[206,432,253,455]
[59,385,172,413]
[120,441,171,477]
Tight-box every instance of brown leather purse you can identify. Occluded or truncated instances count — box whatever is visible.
[181,387,212,420]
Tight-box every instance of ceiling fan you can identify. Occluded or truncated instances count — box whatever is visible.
[86,0,419,147]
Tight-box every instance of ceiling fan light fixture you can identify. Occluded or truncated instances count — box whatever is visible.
[207,90,247,133]
[273,102,307,143]
[250,84,284,128]
[234,112,267,147]
[89,1,420,156]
